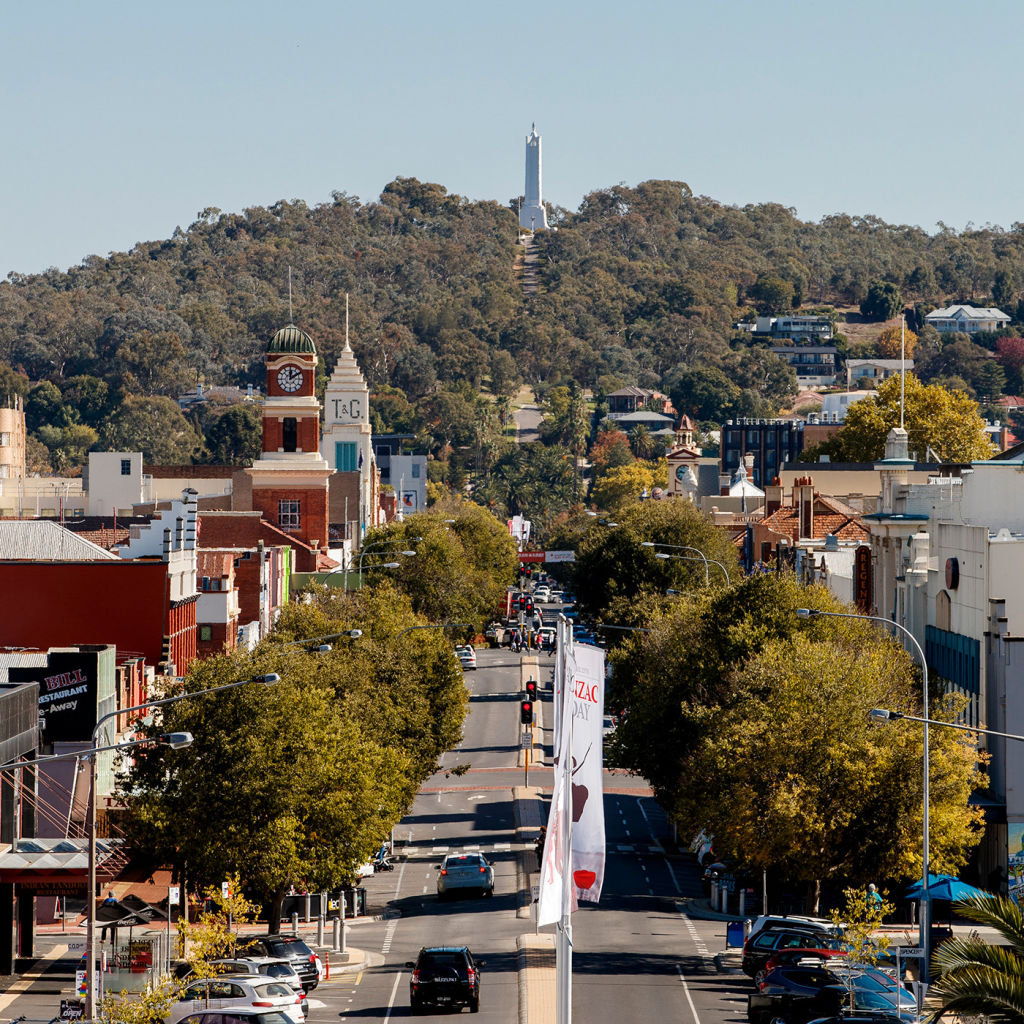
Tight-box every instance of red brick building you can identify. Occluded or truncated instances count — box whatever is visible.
[196,550,240,658]
[246,325,333,562]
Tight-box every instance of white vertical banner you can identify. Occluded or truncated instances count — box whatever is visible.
[569,644,606,903]
[538,639,606,925]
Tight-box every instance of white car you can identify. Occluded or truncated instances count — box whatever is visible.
[455,645,477,670]
[169,976,304,1024]
[533,586,551,602]
[209,959,308,1016]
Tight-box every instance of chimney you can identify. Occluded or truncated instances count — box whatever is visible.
[765,477,783,515]
[799,476,814,539]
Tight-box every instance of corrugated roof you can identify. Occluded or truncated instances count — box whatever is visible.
[926,305,1010,320]
[0,520,120,561]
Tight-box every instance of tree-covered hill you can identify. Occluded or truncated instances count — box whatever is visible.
[3,175,1024,473]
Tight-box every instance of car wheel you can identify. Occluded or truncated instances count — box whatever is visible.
[753,968,767,986]
[469,997,480,1013]
[484,887,493,897]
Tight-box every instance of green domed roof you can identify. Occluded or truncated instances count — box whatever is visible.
[268,324,316,354]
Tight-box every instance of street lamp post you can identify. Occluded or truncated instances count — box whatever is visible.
[348,537,421,594]
[653,550,731,586]
[642,541,712,585]
[797,607,931,982]
[86,673,279,1019]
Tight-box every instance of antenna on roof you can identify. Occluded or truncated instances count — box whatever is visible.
[344,293,351,352]
[288,265,293,321]
[900,315,906,430]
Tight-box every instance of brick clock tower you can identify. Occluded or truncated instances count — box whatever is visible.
[246,325,331,558]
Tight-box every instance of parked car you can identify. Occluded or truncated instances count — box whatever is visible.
[749,965,918,1024]
[807,1015,907,1024]
[436,852,494,898]
[177,1010,293,1024]
[209,958,308,1016]
[407,945,484,1013]
[747,914,837,943]
[455,645,477,670]
[236,935,320,992]
[168,975,304,1024]
[763,947,847,975]
[743,928,842,980]
[748,965,845,1024]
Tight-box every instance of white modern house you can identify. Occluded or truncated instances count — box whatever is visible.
[924,304,1011,335]
[846,359,913,388]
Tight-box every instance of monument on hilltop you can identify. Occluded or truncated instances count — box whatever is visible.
[519,123,549,232]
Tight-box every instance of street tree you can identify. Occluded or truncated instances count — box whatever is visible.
[122,662,410,931]
[802,373,993,463]
[570,497,738,620]
[202,403,262,465]
[687,633,984,911]
[590,463,660,515]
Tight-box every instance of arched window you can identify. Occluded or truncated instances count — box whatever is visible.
[936,590,951,632]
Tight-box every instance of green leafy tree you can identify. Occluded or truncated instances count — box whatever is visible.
[809,373,993,463]
[101,396,201,463]
[931,894,1024,1022]
[860,280,903,322]
[202,403,262,465]
[123,665,410,932]
[35,423,98,471]
[571,497,738,620]
[474,442,576,529]
[751,275,795,315]
[611,577,984,912]
[25,380,67,431]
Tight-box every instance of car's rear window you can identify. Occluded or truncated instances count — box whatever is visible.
[253,1014,292,1024]
[780,967,833,987]
[268,939,312,957]
[254,983,292,998]
[422,953,466,968]
[447,855,482,866]
[265,964,292,978]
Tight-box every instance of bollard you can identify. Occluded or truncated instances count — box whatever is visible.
[710,881,718,906]
[290,911,299,937]
[332,917,341,952]
[744,918,752,939]
[739,889,746,918]
[317,913,324,947]
[304,893,311,923]
[341,895,348,954]
[720,886,728,914]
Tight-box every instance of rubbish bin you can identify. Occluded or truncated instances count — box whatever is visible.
[726,921,745,948]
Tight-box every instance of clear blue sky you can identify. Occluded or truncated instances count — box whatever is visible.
[5,0,1024,277]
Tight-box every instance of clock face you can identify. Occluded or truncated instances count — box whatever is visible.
[277,365,304,393]
[675,465,687,480]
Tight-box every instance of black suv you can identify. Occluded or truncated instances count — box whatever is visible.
[407,946,484,1013]
[236,935,319,991]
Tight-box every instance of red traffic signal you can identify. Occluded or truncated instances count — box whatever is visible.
[520,700,534,725]
[525,679,537,700]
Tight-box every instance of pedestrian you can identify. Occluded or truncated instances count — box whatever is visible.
[867,883,883,916]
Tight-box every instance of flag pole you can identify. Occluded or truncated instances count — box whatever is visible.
[556,619,573,1024]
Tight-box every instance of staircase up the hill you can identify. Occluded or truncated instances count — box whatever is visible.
[518,236,539,296]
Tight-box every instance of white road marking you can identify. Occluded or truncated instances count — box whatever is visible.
[678,907,711,957]
[395,857,408,897]
[677,964,703,1024]
[383,970,403,1022]
[637,798,651,822]
[381,919,398,955]
[468,795,486,801]
[624,829,630,836]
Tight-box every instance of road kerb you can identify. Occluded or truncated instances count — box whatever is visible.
[517,933,555,1024]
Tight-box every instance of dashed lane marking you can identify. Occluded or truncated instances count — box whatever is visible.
[381,918,398,955]
[678,907,711,959]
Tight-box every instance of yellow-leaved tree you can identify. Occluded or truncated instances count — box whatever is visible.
[809,373,994,463]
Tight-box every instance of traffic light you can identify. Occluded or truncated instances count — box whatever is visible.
[525,598,534,614]
[520,699,534,725]
[518,595,527,610]
[525,678,537,700]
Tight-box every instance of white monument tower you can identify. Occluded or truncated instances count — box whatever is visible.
[519,123,549,232]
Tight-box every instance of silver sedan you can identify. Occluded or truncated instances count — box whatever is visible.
[436,852,494,898]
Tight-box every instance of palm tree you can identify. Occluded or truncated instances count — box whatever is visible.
[931,894,1024,1022]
